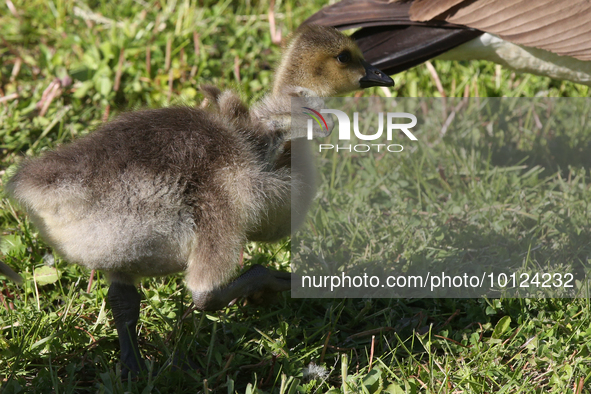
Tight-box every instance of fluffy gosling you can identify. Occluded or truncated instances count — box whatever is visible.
[5,24,393,375]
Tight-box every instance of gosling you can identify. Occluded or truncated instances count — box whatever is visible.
[5,24,393,375]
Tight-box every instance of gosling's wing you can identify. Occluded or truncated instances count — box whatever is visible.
[303,0,482,75]
[410,0,591,61]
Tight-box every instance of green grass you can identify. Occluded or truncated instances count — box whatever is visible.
[1,0,591,393]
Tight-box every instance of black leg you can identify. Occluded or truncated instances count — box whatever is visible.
[107,282,144,376]
[191,264,291,311]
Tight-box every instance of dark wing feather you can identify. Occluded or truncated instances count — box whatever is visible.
[303,0,482,74]
[304,0,419,29]
[354,25,481,75]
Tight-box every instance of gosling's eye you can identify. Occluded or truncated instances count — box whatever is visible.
[336,51,351,64]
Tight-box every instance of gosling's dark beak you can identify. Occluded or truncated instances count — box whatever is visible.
[360,60,394,89]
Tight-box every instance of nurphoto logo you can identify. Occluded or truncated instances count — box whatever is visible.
[303,107,418,153]
[302,107,329,134]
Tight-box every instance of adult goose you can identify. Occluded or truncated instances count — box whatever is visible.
[305,0,591,86]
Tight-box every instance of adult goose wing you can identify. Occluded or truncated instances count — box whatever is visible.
[304,0,591,85]
[410,0,591,61]
[304,0,482,75]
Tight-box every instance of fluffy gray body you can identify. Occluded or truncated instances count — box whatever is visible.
[4,24,394,375]
[6,24,392,294]
[7,105,289,291]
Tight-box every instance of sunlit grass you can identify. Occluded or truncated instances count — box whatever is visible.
[1,0,591,393]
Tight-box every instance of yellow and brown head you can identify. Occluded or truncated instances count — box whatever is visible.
[273,25,394,97]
